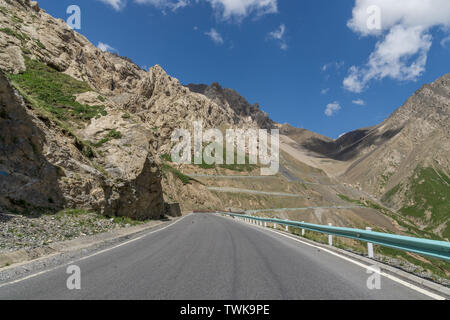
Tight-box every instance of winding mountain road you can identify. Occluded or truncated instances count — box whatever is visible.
[0,213,441,300]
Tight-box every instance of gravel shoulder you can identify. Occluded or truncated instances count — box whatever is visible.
[0,208,180,270]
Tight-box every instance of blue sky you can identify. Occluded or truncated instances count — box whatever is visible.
[36,0,450,138]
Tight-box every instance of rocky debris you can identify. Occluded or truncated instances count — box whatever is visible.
[0,209,137,254]
[375,255,450,287]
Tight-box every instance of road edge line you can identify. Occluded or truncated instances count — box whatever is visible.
[0,213,192,289]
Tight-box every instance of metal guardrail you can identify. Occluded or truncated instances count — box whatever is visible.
[217,212,450,261]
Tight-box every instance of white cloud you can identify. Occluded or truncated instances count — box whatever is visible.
[134,0,188,12]
[344,0,450,92]
[325,102,341,117]
[352,99,366,106]
[321,88,329,95]
[442,35,450,48]
[268,24,287,50]
[207,0,277,21]
[205,28,224,45]
[347,0,450,36]
[321,61,344,72]
[97,0,126,11]
[97,42,117,52]
[133,0,277,21]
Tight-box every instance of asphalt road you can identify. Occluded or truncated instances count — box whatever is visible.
[0,213,438,300]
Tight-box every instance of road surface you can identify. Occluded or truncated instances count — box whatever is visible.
[0,213,439,300]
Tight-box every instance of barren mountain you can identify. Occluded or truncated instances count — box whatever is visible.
[281,74,450,239]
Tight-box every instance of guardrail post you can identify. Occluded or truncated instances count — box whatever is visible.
[274,223,277,229]
[366,227,374,258]
[301,221,305,236]
[328,223,333,246]
[264,222,267,228]
[285,225,289,232]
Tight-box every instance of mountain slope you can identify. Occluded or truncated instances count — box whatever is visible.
[341,74,450,238]
[281,74,450,239]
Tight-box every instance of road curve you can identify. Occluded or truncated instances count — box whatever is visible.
[0,213,437,300]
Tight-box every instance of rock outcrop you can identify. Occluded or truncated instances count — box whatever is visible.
[0,71,165,219]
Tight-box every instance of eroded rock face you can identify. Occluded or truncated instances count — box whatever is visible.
[0,72,164,219]
[0,72,65,210]
[79,110,165,219]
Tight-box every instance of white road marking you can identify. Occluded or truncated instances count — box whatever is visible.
[226,215,446,300]
[0,214,192,289]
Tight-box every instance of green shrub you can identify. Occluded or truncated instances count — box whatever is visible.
[91,129,122,148]
[34,39,46,50]
[121,112,131,119]
[399,167,450,223]
[161,153,172,162]
[0,27,26,41]
[161,163,192,185]
[8,58,107,122]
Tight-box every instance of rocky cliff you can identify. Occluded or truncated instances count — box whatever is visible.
[0,0,167,219]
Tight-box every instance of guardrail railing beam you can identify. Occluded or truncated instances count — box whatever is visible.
[217,212,450,261]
